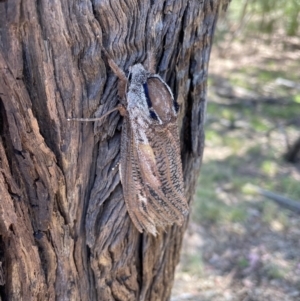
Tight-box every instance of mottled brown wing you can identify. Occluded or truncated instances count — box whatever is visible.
[120,115,157,235]
[144,121,189,223]
[120,115,188,235]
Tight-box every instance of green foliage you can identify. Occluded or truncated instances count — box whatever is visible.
[265,263,286,280]
[237,257,249,268]
[181,254,204,276]
[260,160,277,177]
[223,0,300,37]
[293,94,300,104]
[278,177,300,200]
[194,89,299,226]
[193,160,251,225]
[177,1,300,294]
[261,202,280,224]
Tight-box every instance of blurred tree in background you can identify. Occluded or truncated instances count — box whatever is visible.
[219,0,300,38]
[173,2,300,300]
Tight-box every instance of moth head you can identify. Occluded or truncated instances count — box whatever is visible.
[127,63,179,125]
[128,64,149,84]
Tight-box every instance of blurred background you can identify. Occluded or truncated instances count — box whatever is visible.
[172,1,300,300]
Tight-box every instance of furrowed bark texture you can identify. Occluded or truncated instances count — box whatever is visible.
[0,0,221,300]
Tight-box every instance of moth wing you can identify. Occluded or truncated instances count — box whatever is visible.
[136,143,161,189]
[145,121,189,224]
[133,121,189,232]
[120,117,160,235]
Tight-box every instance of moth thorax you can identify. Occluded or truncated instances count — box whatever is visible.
[147,77,175,123]
[129,64,149,84]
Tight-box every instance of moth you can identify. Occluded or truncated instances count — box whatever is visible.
[69,53,189,235]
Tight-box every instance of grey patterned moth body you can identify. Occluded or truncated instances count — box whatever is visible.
[68,55,189,236]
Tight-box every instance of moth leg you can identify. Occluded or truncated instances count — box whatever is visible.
[105,58,127,99]
[100,48,127,99]
[117,103,127,117]
[67,106,121,122]
[67,103,127,122]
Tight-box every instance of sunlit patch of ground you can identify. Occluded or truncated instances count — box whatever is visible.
[172,31,300,301]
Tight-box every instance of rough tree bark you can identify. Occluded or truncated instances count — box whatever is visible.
[0,0,223,300]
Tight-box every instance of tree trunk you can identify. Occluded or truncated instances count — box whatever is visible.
[0,1,222,300]
[285,135,300,163]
